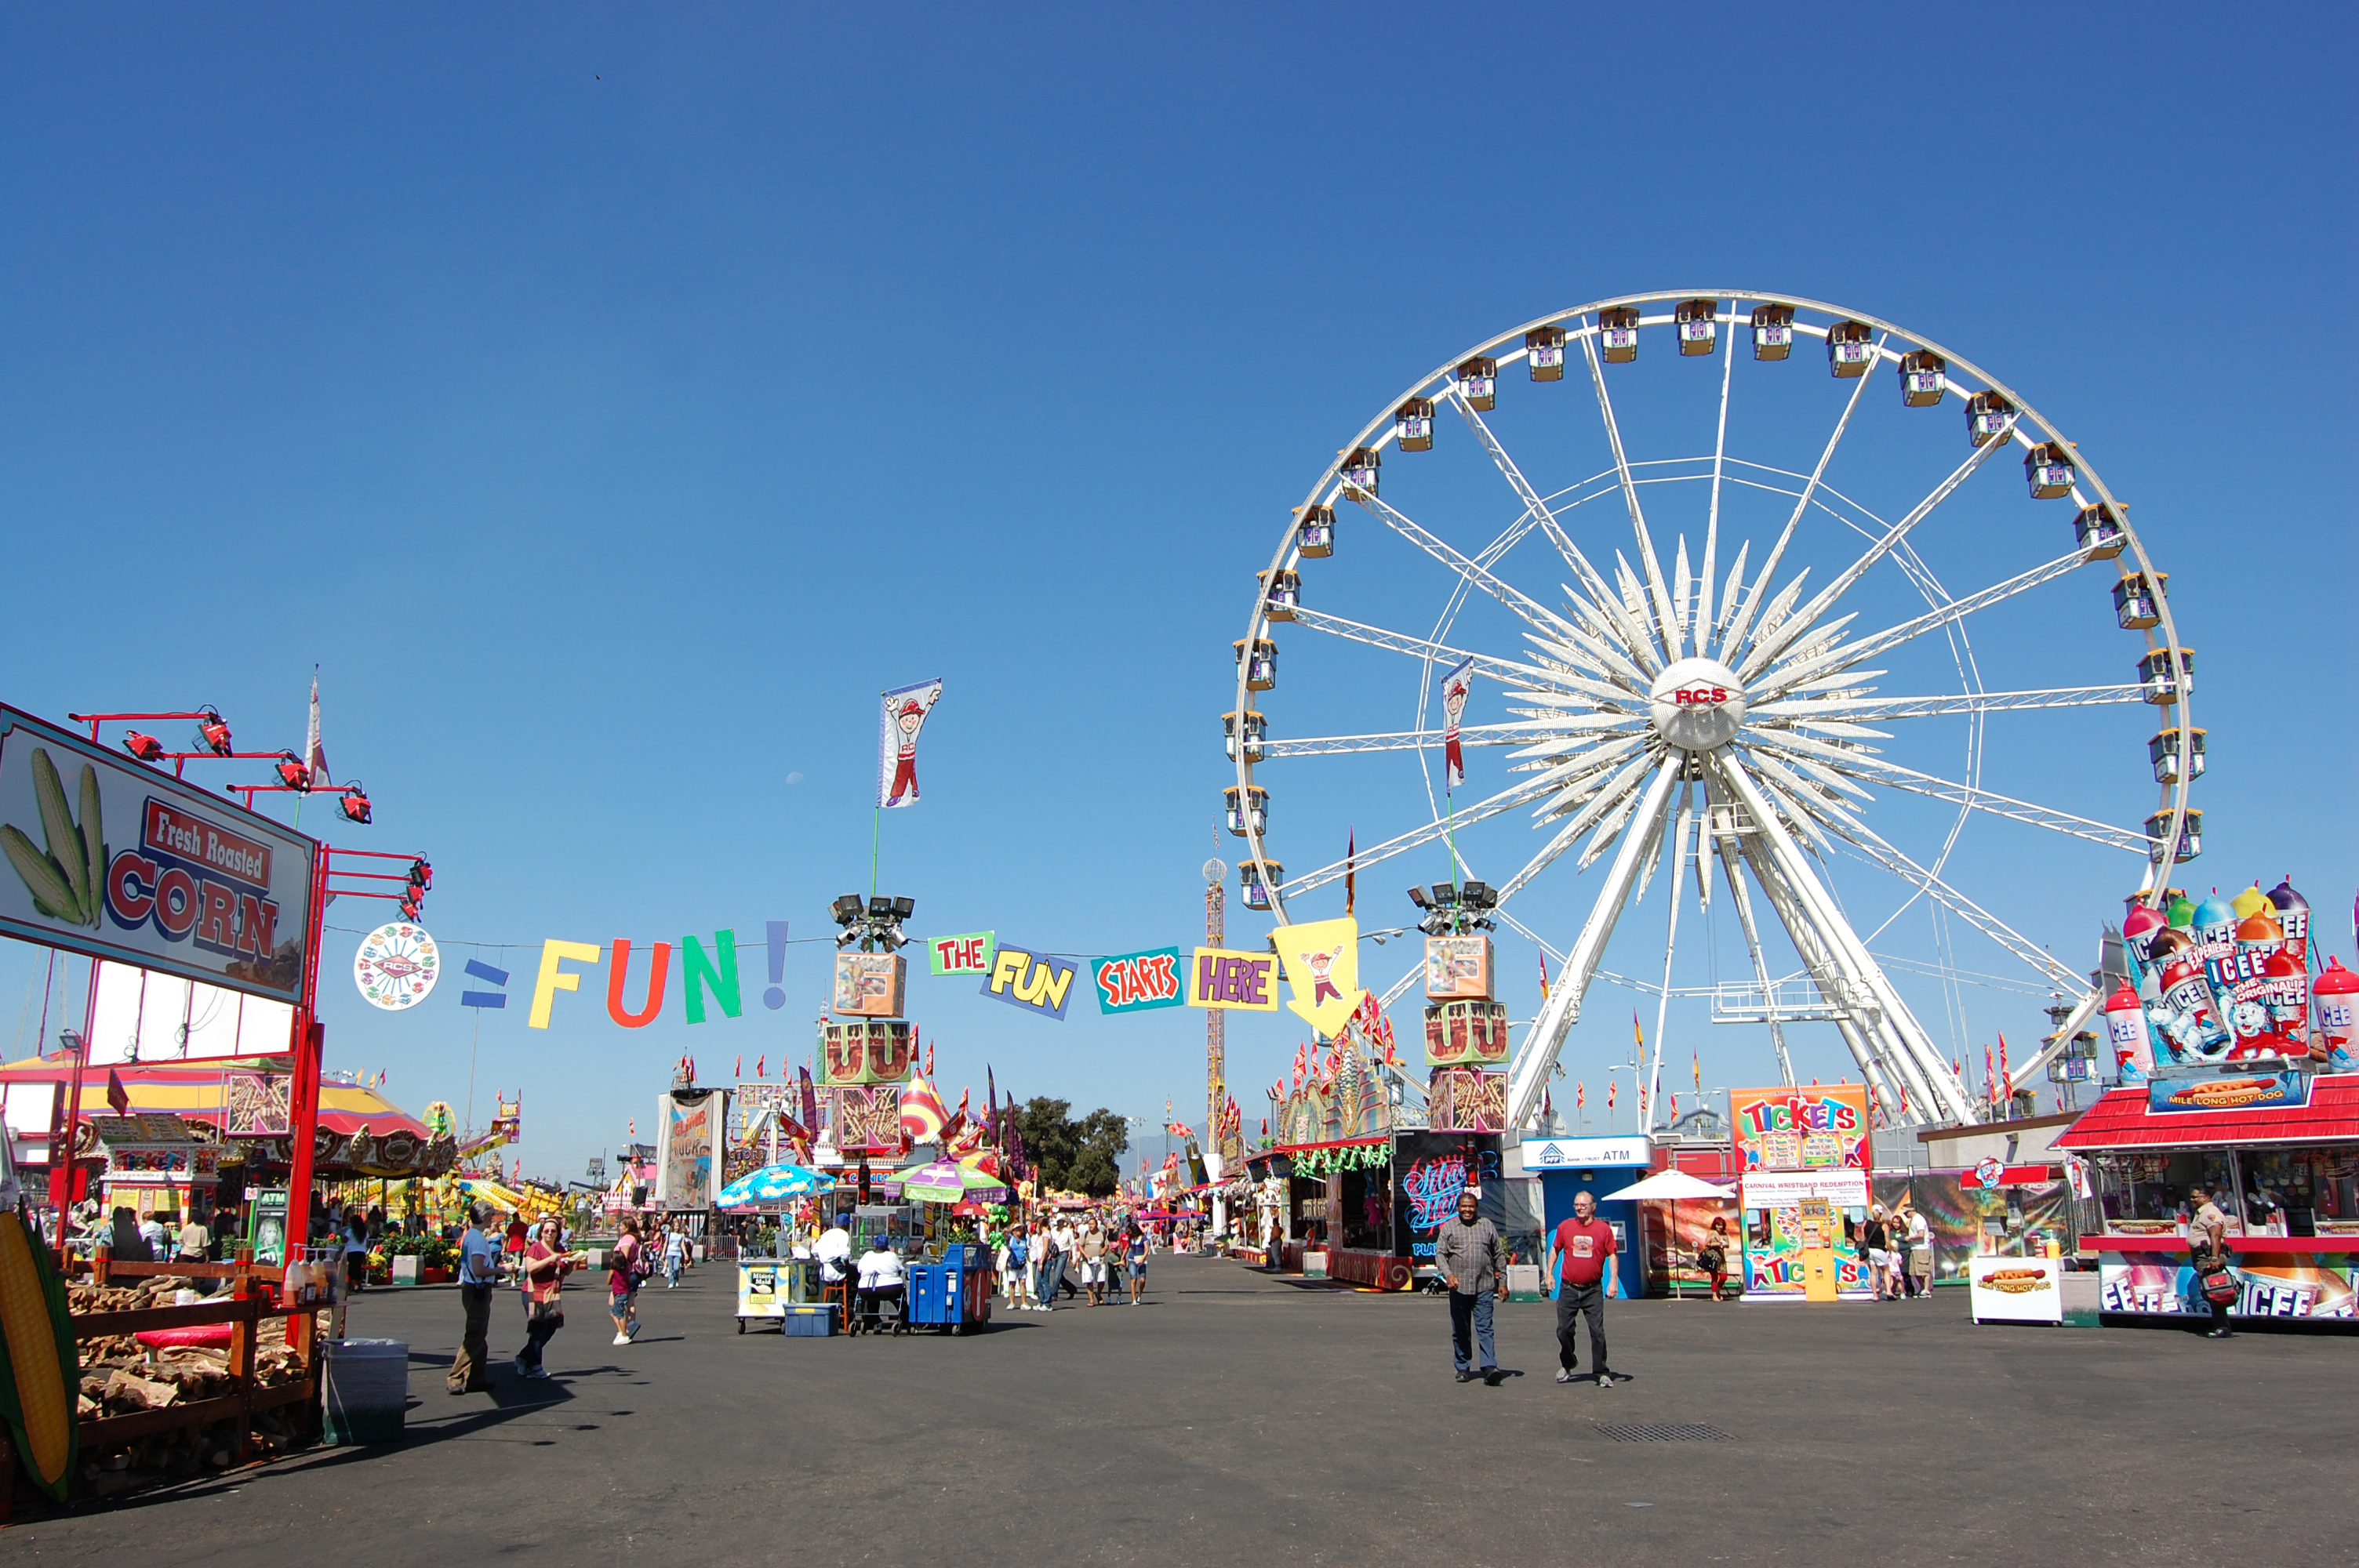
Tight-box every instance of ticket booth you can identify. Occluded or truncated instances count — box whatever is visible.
[1521,1135,1652,1298]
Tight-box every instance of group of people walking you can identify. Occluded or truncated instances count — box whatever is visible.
[996,1214,1150,1311]
[444,1207,696,1392]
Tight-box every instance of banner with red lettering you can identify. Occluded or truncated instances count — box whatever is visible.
[1092,946,1183,1015]
[0,706,315,1003]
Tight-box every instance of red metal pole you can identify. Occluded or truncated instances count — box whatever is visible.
[282,843,330,1261]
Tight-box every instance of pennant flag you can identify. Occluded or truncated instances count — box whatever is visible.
[756,1054,765,1079]
[925,1037,935,1078]
[735,1055,742,1080]
[1576,1080,1585,1111]
[1634,1011,1645,1051]
[1998,1033,2012,1104]
[1669,1091,1678,1120]
[798,1065,820,1135]
[106,1069,129,1116]
[1985,1044,1997,1109]
[1272,915,1367,1038]
[1607,1081,1617,1112]
[305,666,331,787]
[1292,1043,1307,1087]
[1344,828,1356,917]
[878,677,944,808]
[1168,1120,1194,1141]
[1440,655,1475,788]
[1539,949,1550,1004]
[1692,1049,1701,1091]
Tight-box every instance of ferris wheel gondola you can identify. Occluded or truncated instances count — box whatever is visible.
[1225,291,2196,1131]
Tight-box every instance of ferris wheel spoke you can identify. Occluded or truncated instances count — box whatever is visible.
[1578,328,1684,662]
[1738,420,2019,682]
[1753,684,2145,724]
[1699,303,1738,651]
[1455,399,1665,680]
[1272,776,1554,898]
[1285,608,1555,690]
[1504,763,1682,1130]
[1342,485,1583,643]
[1752,547,2095,702]
[1837,828,2086,995]
[1753,736,2149,854]
[1714,336,1885,659]
[1259,720,1561,760]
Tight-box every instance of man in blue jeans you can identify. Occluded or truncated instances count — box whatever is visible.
[1433,1189,1506,1386]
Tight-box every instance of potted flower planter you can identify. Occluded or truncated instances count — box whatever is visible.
[421,1265,452,1284]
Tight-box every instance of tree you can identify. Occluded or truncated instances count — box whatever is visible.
[1012,1097,1129,1197]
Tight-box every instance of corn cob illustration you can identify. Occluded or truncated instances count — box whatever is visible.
[0,1209,75,1500]
[3,746,104,927]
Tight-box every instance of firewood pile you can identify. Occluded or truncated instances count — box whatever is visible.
[64,1274,320,1498]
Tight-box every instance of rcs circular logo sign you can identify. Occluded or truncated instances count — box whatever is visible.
[1648,658,1747,751]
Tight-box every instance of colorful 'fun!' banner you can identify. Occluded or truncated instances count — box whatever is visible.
[1093,946,1183,1015]
[927,931,996,976]
[1188,947,1280,1012]
[980,942,1078,1020]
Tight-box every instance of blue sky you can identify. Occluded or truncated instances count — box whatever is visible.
[1,6,2351,1179]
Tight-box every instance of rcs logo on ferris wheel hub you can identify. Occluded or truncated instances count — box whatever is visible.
[1648,658,1749,751]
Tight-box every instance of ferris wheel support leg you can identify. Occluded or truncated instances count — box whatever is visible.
[1717,754,1979,1124]
[1645,779,1698,1132]
[1713,828,1795,1087]
[1732,833,1906,1105]
[1505,764,1681,1132]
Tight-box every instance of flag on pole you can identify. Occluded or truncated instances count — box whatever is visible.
[1539,950,1550,1004]
[106,1069,129,1116]
[1292,1043,1307,1086]
[1344,828,1355,917]
[878,677,944,808]
[1997,1033,2012,1106]
[1607,1081,1617,1112]
[1576,1081,1585,1111]
[925,1038,936,1078]
[304,666,331,787]
[1985,1044,1997,1110]
[1692,1048,1701,1091]
[735,1055,742,1080]
[755,1054,765,1079]
[1440,655,1476,788]
[1634,1011,1645,1052]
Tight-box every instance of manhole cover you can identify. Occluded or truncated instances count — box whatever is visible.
[1592,1422,1731,1443]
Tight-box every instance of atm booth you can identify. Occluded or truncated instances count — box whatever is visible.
[1520,1135,1651,1298]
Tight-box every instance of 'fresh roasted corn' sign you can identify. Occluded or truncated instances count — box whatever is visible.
[0,706,315,1003]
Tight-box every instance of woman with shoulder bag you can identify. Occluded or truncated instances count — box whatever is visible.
[515,1219,585,1379]
[2186,1185,2237,1338]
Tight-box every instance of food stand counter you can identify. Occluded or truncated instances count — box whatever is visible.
[2056,1067,2359,1330]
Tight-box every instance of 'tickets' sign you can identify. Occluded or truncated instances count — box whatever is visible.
[1187,947,1280,1012]
[1728,1083,1870,1172]
[1093,946,1183,1015]
[0,706,316,1003]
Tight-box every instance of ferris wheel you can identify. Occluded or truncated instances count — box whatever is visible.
[1225,291,2197,1131]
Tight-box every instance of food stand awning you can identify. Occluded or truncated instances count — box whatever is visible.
[2054,1076,2359,1151]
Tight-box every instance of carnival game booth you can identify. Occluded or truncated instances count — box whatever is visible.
[2056,1064,2359,1331]
[1730,1084,1876,1303]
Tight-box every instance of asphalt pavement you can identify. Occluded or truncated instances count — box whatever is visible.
[6,1253,2346,1563]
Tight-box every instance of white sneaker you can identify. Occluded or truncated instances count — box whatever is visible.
[612,1333,631,1345]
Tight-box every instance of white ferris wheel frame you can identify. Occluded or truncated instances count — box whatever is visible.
[1230,289,2195,1132]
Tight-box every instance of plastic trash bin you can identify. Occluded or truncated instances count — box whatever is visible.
[322,1338,408,1444]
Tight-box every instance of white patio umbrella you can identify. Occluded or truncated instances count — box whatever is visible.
[1598,1170,1736,1301]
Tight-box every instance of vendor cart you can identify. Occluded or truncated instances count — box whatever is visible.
[903,1243,991,1334]
[736,1257,822,1334]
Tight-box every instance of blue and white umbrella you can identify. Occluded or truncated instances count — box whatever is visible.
[717,1163,830,1209]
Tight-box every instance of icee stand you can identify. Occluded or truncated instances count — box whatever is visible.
[736,1256,833,1335]
[2056,1065,2359,1332]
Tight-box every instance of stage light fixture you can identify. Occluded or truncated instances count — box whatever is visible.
[274,752,311,790]
[196,706,233,757]
[338,783,372,825]
[123,731,165,763]
[831,895,864,925]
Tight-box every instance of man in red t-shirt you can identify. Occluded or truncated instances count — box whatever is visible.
[1546,1189,1618,1388]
